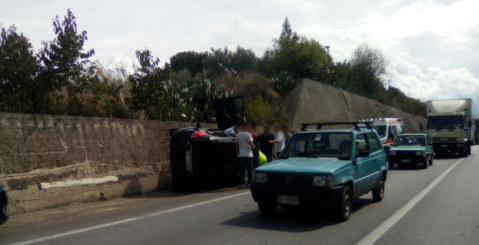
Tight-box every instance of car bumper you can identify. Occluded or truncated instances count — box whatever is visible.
[389,155,426,165]
[250,184,343,208]
[432,143,465,155]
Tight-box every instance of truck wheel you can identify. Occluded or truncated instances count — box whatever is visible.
[337,186,353,221]
[372,178,385,202]
[258,203,276,215]
[467,145,471,155]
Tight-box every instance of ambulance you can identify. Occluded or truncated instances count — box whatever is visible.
[361,118,404,144]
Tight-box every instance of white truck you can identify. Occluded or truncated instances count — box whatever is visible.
[426,99,475,156]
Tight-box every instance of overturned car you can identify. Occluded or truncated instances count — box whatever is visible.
[170,97,244,191]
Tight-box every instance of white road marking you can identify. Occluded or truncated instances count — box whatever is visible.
[10,191,250,245]
[357,158,464,245]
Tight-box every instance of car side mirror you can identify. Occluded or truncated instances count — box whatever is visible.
[357,150,370,158]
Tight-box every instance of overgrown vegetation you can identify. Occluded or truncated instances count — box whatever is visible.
[0,11,426,124]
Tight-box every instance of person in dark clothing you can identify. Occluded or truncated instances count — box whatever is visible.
[257,125,275,162]
[248,121,260,169]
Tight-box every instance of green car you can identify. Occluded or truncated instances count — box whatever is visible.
[250,122,388,221]
[388,133,434,169]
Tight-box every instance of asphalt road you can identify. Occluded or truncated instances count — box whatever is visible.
[1,147,479,245]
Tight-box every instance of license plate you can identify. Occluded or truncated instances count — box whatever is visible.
[277,195,299,205]
[442,144,448,148]
[401,159,411,163]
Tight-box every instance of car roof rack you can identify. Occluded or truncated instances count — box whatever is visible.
[300,122,372,131]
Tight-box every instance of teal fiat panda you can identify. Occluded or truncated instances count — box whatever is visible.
[251,122,388,221]
[388,133,434,169]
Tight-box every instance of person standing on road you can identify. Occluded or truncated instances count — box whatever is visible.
[257,125,275,162]
[249,121,260,169]
[269,124,286,158]
[236,123,255,189]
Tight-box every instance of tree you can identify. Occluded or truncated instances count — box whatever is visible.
[351,44,386,78]
[269,18,332,81]
[0,26,37,112]
[203,47,258,77]
[37,9,95,114]
[128,49,169,119]
[350,44,386,97]
[170,51,208,75]
[280,17,293,38]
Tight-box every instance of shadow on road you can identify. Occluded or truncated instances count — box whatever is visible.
[0,216,9,226]
[434,155,463,160]
[222,197,375,232]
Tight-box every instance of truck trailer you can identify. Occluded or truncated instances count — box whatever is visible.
[426,99,475,156]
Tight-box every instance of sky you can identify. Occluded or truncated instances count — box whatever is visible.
[1,0,479,110]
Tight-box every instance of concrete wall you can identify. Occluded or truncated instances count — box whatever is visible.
[0,113,215,215]
[285,79,426,131]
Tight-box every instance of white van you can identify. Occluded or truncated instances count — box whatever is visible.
[361,118,404,144]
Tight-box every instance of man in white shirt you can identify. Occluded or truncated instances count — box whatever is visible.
[269,124,286,158]
[236,123,255,189]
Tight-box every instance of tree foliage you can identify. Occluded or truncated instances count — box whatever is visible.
[0,12,426,122]
[0,26,37,112]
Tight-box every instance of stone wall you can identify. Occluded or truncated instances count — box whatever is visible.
[0,113,215,214]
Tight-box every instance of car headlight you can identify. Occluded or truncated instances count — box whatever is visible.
[416,151,423,156]
[313,175,334,187]
[389,151,396,155]
[254,172,267,183]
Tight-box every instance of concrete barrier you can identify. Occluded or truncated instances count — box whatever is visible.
[0,113,215,215]
[285,79,426,131]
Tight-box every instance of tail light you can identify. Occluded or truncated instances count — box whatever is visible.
[191,130,209,139]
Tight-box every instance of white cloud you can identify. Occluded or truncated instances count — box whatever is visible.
[389,60,479,102]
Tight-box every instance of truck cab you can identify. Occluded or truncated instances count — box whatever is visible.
[426,99,475,156]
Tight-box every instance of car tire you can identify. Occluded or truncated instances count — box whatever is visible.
[429,157,433,166]
[421,160,428,169]
[388,161,395,170]
[0,203,6,220]
[258,203,276,216]
[467,145,471,155]
[336,186,353,221]
[372,178,385,202]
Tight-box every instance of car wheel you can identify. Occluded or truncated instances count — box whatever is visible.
[467,145,471,155]
[0,204,6,220]
[337,186,353,221]
[258,203,276,215]
[429,157,433,166]
[372,178,385,202]
[388,161,395,169]
[421,159,428,169]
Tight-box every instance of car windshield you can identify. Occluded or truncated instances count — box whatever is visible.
[394,135,426,146]
[281,132,353,159]
[372,125,387,138]
[427,115,463,129]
